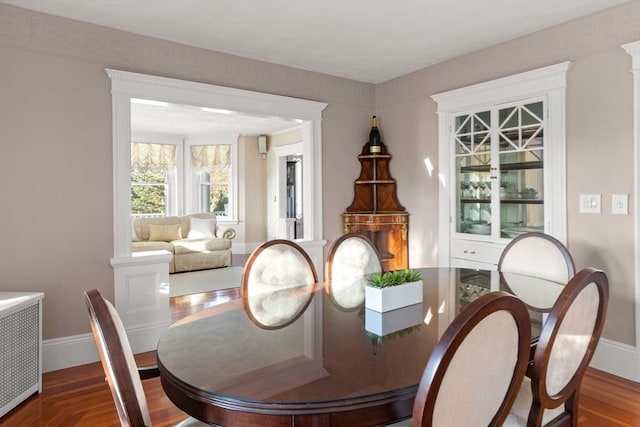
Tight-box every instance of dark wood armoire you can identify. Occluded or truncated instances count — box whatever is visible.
[343,117,409,271]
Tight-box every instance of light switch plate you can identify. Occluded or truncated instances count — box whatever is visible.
[611,194,629,215]
[579,194,601,214]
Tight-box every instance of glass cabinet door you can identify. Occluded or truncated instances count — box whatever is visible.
[498,100,545,239]
[454,99,546,240]
[455,110,493,237]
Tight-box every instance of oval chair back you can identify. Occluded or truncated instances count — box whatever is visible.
[505,267,609,426]
[411,292,532,426]
[325,233,383,311]
[498,232,576,284]
[241,239,318,329]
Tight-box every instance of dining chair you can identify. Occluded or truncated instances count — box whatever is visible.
[390,291,532,426]
[241,239,318,329]
[84,289,209,427]
[325,233,383,311]
[504,267,609,426]
[498,232,576,284]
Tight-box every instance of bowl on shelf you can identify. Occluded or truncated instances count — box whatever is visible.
[469,224,491,235]
[505,189,519,199]
[518,188,538,199]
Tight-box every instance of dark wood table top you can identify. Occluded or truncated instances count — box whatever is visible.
[157,267,564,426]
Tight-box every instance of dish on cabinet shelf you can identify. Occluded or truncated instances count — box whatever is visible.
[468,229,491,235]
[466,208,480,221]
[518,193,538,200]
[501,226,544,238]
[518,188,538,199]
[501,221,523,228]
[468,224,491,235]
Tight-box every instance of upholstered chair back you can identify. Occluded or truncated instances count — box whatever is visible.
[505,268,609,426]
[325,233,382,311]
[498,232,576,284]
[85,289,153,426]
[241,240,318,329]
[409,292,531,427]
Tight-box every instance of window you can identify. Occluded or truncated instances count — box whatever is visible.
[131,170,167,216]
[130,141,234,218]
[131,142,177,217]
[191,144,232,217]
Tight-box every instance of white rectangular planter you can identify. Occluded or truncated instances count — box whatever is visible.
[365,280,423,313]
[365,302,423,336]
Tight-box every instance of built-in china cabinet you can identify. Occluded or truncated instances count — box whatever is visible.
[433,62,570,270]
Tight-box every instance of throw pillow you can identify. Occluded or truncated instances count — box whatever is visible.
[188,217,216,239]
[132,221,140,242]
[148,223,182,242]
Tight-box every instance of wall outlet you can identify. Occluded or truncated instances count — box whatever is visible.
[611,194,629,215]
[579,194,601,214]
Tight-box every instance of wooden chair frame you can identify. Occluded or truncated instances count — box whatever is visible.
[85,288,153,427]
[85,289,207,427]
[412,291,532,426]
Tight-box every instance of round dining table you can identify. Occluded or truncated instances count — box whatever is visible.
[157,267,564,426]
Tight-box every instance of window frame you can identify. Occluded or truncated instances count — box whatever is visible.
[184,134,238,222]
[130,133,183,217]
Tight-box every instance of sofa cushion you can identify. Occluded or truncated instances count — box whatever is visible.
[173,238,231,255]
[148,224,182,242]
[174,251,231,272]
[187,216,216,239]
[132,241,174,253]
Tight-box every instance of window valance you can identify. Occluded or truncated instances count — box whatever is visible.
[131,142,176,173]
[191,145,231,174]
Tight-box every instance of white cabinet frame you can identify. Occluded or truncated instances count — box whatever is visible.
[432,62,570,268]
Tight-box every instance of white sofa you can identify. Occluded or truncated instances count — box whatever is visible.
[132,213,236,273]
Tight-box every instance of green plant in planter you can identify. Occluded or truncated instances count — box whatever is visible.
[367,269,422,289]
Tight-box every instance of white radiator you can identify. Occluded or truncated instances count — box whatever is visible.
[0,292,44,418]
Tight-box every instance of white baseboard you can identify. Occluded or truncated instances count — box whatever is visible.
[590,337,640,382]
[43,333,98,373]
[43,321,170,373]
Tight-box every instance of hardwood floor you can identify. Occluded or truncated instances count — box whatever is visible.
[2,278,639,426]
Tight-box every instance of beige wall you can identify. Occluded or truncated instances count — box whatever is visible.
[239,135,268,243]
[1,2,638,348]
[376,1,640,345]
[0,4,374,340]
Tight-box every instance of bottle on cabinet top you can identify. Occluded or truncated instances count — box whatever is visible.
[368,116,382,154]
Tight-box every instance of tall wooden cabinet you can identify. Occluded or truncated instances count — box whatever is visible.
[433,63,570,270]
[343,118,409,271]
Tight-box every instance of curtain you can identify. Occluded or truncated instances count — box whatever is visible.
[191,145,231,174]
[131,142,176,173]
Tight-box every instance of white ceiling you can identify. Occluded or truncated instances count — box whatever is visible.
[3,0,628,135]
[130,99,301,136]
[2,0,628,84]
